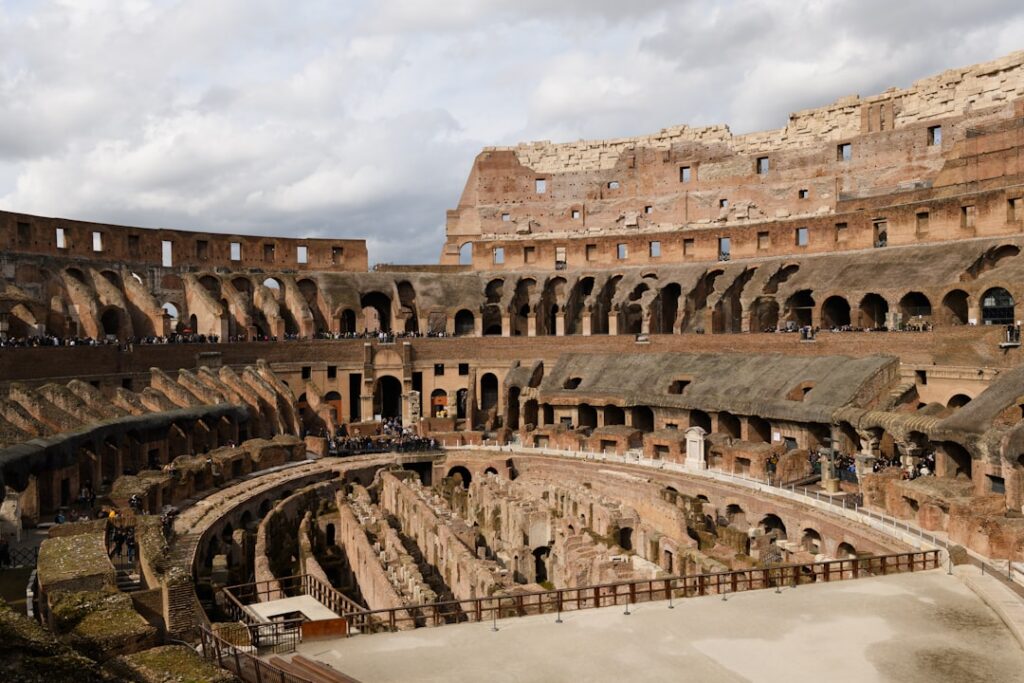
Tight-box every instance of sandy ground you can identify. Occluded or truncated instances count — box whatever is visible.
[295,570,1024,683]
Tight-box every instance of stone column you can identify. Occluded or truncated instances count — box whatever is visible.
[556,312,566,336]
[527,312,537,337]
[501,313,512,337]
[581,310,592,336]
[607,313,618,336]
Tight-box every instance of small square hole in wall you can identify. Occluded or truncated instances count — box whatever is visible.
[434,363,445,376]
[927,125,942,146]
[607,181,620,189]
[719,198,728,208]
[649,241,661,257]
[572,209,581,219]
[458,363,469,376]
[798,189,809,199]
[616,243,628,260]
[585,244,597,261]
[756,156,769,174]
[644,205,653,214]
[683,238,694,256]
[795,227,809,246]
[837,143,852,161]
[757,231,770,250]
[679,166,691,182]
[535,178,546,193]
[501,213,511,222]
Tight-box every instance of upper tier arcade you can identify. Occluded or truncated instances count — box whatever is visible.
[0,210,368,273]
[443,50,1024,270]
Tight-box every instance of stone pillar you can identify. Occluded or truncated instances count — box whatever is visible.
[607,313,618,336]
[684,427,706,470]
[1005,464,1023,512]
[556,313,566,336]
[581,310,592,336]
[501,313,512,337]
[474,313,483,337]
[360,393,374,421]
[527,313,537,337]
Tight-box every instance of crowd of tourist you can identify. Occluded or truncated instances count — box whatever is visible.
[323,418,440,456]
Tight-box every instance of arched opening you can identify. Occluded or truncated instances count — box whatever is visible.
[858,293,889,329]
[725,504,747,528]
[617,527,633,551]
[941,290,969,325]
[162,302,180,331]
[480,373,499,417]
[338,308,357,333]
[483,279,504,336]
[577,403,597,429]
[899,291,932,322]
[361,292,392,333]
[373,376,403,419]
[507,387,520,429]
[484,467,499,477]
[759,514,787,539]
[454,309,475,336]
[940,442,973,480]
[100,308,121,337]
[447,466,472,489]
[430,389,448,418]
[456,388,468,420]
[323,391,342,423]
[325,523,336,547]
[603,404,625,426]
[652,283,681,334]
[717,412,741,439]
[801,528,822,554]
[689,409,711,432]
[298,278,328,333]
[633,406,654,432]
[458,242,473,265]
[837,542,857,559]
[820,296,851,328]
[947,394,972,409]
[533,546,551,584]
[261,277,283,298]
[258,499,272,517]
[981,287,1015,325]
[784,290,815,327]
[748,416,771,443]
[749,297,779,332]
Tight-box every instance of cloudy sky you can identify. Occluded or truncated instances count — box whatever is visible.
[0,1,1022,264]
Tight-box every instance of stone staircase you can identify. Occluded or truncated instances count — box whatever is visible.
[116,567,142,593]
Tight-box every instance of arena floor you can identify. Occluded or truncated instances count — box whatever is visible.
[295,569,1024,683]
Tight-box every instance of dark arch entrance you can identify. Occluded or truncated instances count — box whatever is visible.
[454,309,475,336]
[533,546,551,584]
[339,309,356,333]
[480,373,499,415]
[447,465,472,489]
[360,292,392,332]
[941,290,968,325]
[981,287,1015,325]
[100,308,121,337]
[374,376,402,419]
[858,293,888,329]
[821,296,851,328]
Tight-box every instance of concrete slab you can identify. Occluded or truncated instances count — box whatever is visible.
[249,595,338,622]
[295,570,1024,682]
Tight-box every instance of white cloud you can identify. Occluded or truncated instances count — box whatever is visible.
[0,0,1020,263]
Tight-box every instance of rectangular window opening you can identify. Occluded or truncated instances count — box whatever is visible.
[16,221,30,246]
[92,231,103,252]
[679,166,691,183]
[263,243,276,263]
[1010,198,1022,223]
[161,240,173,267]
[916,211,930,234]
[501,212,511,222]
[555,246,566,269]
[644,205,653,214]
[458,363,469,376]
[649,241,661,258]
[961,205,976,229]
[798,189,809,199]
[571,209,581,220]
[795,227,809,247]
[616,243,628,260]
[837,143,852,162]
[757,231,770,250]
[683,238,695,256]
[434,363,445,377]
[835,222,848,242]
[585,244,596,261]
[327,366,337,379]
[756,156,769,174]
[535,178,547,193]
[56,227,67,250]
[607,180,620,190]
[718,237,731,261]
[230,242,241,261]
[493,247,505,265]
[927,125,942,146]
[196,239,209,260]
[297,245,308,264]
[128,234,140,256]
[332,246,344,265]
[523,246,535,264]
[719,198,728,209]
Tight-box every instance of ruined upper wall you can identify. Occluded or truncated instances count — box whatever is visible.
[494,50,1024,173]
[443,51,1024,268]
[0,209,369,272]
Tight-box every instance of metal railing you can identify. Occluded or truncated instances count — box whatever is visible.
[0,545,39,569]
[221,574,364,625]
[198,625,312,683]
[338,550,939,636]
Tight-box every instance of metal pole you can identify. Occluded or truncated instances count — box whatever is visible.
[668,579,674,609]
[491,599,498,632]
[556,593,563,623]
